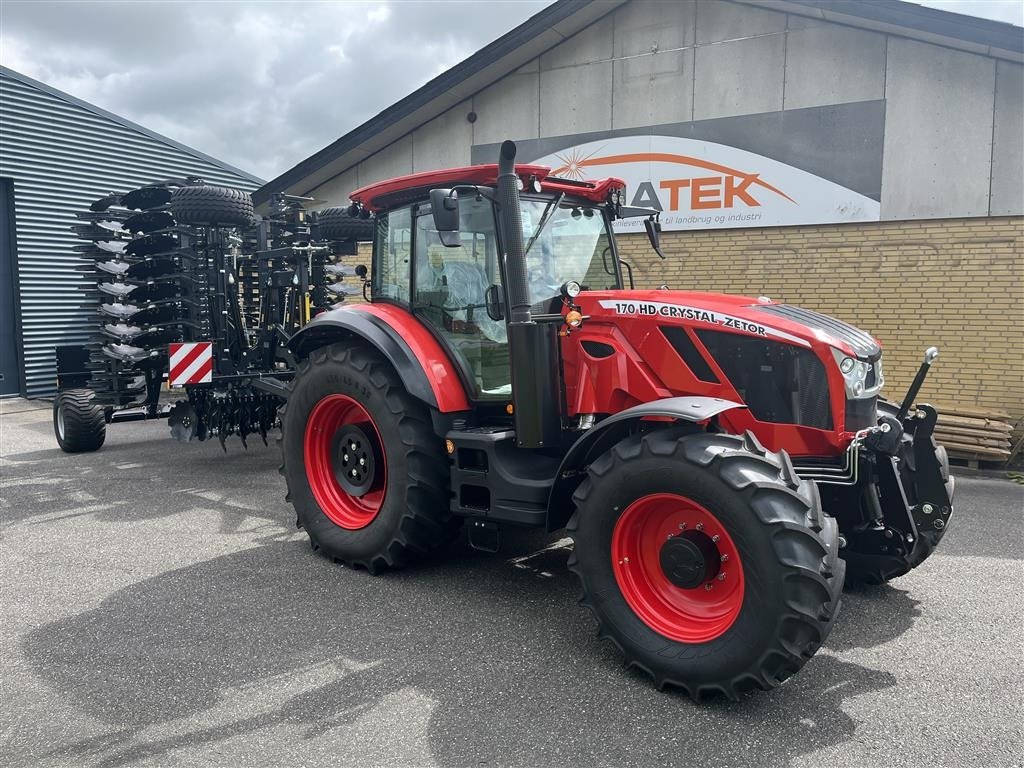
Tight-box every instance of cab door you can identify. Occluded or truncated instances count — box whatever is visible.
[410,197,510,399]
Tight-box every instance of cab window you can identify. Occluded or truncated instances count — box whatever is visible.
[371,207,412,303]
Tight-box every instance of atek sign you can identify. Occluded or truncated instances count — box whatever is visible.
[531,135,881,232]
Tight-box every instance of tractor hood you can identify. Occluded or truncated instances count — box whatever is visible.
[576,290,881,360]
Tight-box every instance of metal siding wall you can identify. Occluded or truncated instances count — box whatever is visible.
[0,72,260,397]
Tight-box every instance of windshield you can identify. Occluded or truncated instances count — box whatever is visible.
[519,199,619,306]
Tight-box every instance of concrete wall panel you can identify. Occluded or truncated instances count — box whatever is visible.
[693,32,784,120]
[356,134,413,189]
[991,61,1024,216]
[696,0,785,44]
[611,0,695,129]
[539,63,613,137]
[882,38,996,219]
[541,13,614,68]
[783,18,886,110]
[539,13,614,137]
[472,69,540,146]
[412,102,474,173]
[309,167,359,207]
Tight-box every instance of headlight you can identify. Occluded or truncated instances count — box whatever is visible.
[561,280,582,299]
[831,347,878,399]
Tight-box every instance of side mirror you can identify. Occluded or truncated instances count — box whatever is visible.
[644,217,667,260]
[429,188,461,247]
[485,284,505,321]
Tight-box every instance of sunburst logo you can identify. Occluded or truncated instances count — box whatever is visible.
[552,144,606,180]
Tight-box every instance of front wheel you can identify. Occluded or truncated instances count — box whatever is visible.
[569,430,844,700]
[279,343,458,573]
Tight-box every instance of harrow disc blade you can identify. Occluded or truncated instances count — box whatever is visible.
[74,240,129,255]
[100,323,144,341]
[324,264,357,278]
[99,302,142,320]
[102,344,157,364]
[95,260,131,276]
[126,234,178,257]
[122,186,174,211]
[89,193,123,212]
[123,210,175,235]
[326,282,361,297]
[98,282,137,299]
[168,401,199,442]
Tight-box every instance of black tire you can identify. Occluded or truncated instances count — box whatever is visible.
[54,389,106,453]
[842,400,954,587]
[169,185,254,227]
[279,342,458,572]
[569,429,844,700]
[316,207,374,241]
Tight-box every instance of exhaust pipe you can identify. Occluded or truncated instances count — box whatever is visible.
[497,140,560,448]
[497,140,532,324]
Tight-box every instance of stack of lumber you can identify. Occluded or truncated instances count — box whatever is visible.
[933,406,1015,465]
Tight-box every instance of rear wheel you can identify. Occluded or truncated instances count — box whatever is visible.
[279,343,458,572]
[54,389,106,453]
[569,429,843,700]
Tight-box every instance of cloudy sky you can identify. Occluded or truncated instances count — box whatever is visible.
[2,0,1020,182]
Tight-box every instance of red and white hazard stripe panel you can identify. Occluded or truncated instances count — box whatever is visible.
[168,342,214,387]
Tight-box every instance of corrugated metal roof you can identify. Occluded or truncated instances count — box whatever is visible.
[0,67,263,397]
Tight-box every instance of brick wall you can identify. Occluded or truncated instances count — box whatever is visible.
[617,216,1024,427]
[343,216,1023,429]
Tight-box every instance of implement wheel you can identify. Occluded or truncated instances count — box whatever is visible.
[53,389,106,453]
[569,429,844,700]
[279,343,458,572]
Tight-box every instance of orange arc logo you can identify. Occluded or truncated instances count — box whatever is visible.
[550,152,796,204]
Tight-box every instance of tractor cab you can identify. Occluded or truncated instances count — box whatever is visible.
[349,163,627,404]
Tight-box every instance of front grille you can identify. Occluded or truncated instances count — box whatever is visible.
[696,329,832,430]
[845,395,878,431]
[756,304,880,359]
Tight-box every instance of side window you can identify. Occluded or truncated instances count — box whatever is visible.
[372,207,412,303]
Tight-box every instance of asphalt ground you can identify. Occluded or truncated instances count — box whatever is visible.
[1,397,1022,768]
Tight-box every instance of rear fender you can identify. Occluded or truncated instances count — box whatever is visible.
[546,396,746,531]
[288,303,471,413]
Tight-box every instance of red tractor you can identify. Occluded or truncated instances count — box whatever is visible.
[279,141,953,699]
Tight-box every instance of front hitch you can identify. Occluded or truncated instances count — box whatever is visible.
[904,403,954,536]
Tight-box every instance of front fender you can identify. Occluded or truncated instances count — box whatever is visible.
[289,303,471,413]
[546,396,746,530]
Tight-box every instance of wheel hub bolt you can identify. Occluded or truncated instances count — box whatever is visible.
[720,554,729,562]
[704,584,713,591]
[343,453,349,461]
[695,523,704,531]
[359,457,366,466]
[351,469,358,477]
[717,572,726,581]
[350,442,358,451]
[711,534,720,543]
[678,523,686,530]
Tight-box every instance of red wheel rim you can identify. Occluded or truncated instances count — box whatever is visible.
[303,394,386,530]
[611,493,744,643]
